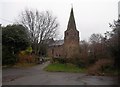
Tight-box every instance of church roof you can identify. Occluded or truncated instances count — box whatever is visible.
[67,7,76,30]
[49,40,64,46]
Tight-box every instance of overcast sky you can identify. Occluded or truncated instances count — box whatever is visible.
[0,0,119,40]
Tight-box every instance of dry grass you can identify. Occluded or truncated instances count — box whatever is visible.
[13,63,37,68]
[87,59,113,76]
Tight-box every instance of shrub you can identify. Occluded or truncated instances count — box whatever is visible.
[57,58,67,64]
[51,57,67,64]
[87,59,113,75]
[2,46,18,65]
[3,52,17,65]
[20,46,32,55]
[18,51,36,63]
[2,24,30,65]
[67,57,86,68]
[25,46,32,54]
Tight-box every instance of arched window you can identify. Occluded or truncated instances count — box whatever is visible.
[56,54,58,57]
[66,32,68,36]
[52,49,54,55]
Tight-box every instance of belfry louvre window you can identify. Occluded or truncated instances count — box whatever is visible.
[52,49,54,55]
[66,33,68,36]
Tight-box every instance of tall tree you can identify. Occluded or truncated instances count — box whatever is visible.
[80,40,89,59]
[19,9,59,55]
[107,20,120,69]
[2,24,30,65]
[89,33,103,44]
[89,33,104,61]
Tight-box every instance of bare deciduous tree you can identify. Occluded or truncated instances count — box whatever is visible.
[89,33,103,44]
[89,33,104,61]
[19,9,59,55]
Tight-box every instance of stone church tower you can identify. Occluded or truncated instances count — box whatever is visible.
[64,7,80,58]
[47,7,80,59]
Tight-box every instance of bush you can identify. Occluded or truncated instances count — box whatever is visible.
[18,52,36,63]
[3,52,17,65]
[67,57,86,68]
[2,46,18,65]
[25,46,32,54]
[102,64,114,73]
[87,59,113,75]
[51,57,86,68]
[2,24,30,65]
[51,58,67,64]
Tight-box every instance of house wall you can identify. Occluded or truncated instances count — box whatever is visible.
[47,45,64,58]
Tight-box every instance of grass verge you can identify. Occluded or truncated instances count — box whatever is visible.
[44,63,86,73]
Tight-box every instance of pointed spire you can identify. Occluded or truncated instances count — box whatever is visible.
[71,3,73,8]
[67,6,76,30]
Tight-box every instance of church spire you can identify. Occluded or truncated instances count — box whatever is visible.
[67,6,76,30]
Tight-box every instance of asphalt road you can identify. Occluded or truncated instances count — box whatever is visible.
[2,61,118,85]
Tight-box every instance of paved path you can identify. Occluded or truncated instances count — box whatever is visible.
[2,61,118,85]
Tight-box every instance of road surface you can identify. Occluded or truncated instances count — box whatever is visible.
[2,61,118,85]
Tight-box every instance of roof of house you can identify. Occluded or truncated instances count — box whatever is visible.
[49,40,64,46]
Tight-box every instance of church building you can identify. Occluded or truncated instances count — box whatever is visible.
[48,7,80,58]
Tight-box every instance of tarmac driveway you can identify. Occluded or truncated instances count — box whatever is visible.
[2,61,118,85]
